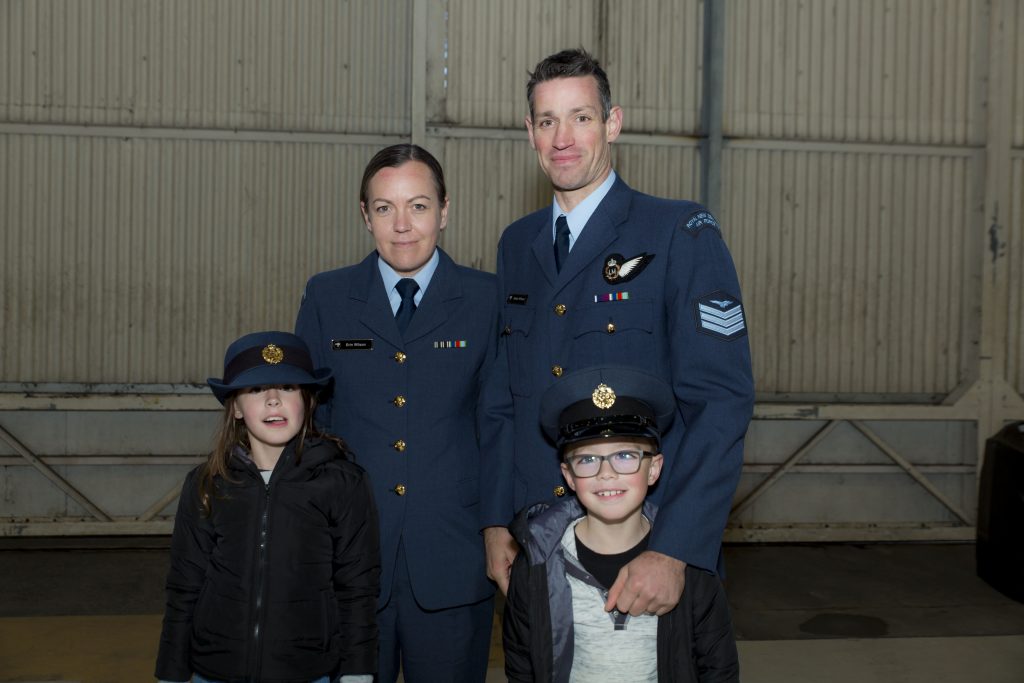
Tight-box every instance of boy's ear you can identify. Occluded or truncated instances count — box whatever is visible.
[560,462,577,492]
[647,454,665,486]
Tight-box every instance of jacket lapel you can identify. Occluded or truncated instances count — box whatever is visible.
[551,177,632,297]
[402,249,460,345]
[353,253,404,349]
[530,213,560,286]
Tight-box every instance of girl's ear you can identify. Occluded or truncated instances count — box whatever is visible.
[231,399,243,420]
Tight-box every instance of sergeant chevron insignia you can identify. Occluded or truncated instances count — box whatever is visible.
[694,291,747,340]
[603,252,655,284]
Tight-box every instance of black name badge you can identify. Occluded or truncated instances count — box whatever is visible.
[507,293,529,305]
[332,339,373,351]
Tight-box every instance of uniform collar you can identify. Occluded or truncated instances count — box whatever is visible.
[376,249,440,314]
[550,170,618,249]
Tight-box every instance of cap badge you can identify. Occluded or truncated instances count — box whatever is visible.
[592,383,616,410]
[261,344,284,365]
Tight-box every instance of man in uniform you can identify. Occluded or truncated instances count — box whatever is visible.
[297,144,496,682]
[480,49,754,618]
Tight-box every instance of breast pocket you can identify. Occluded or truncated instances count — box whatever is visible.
[572,299,655,361]
[503,305,535,396]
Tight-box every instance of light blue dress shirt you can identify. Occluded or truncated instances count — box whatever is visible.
[550,170,618,252]
[377,249,440,314]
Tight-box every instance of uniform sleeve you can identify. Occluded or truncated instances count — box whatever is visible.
[649,211,755,572]
[154,469,214,681]
[295,277,334,431]
[478,238,518,528]
[690,570,740,683]
[502,553,535,681]
[331,467,382,676]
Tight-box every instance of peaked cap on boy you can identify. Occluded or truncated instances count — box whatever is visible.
[539,365,675,451]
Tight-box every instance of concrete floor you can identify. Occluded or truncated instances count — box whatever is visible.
[0,540,1022,682]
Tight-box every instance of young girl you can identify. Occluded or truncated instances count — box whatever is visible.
[155,331,380,683]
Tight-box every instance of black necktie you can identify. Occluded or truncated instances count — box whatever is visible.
[554,215,570,272]
[395,278,419,336]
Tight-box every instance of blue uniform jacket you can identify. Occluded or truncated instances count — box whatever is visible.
[297,248,497,610]
[479,176,755,573]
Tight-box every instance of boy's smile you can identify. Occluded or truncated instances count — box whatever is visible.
[562,437,663,533]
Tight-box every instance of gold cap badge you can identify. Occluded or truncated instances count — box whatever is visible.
[592,383,616,410]
[261,344,284,365]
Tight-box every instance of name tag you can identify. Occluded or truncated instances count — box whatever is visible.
[332,339,373,350]
[507,293,529,305]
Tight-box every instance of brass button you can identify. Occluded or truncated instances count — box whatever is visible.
[394,484,407,496]
[392,440,406,452]
[393,351,407,364]
[393,395,406,408]
[607,322,616,334]
[553,486,566,497]
[554,303,567,316]
[502,325,512,336]
[551,365,563,377]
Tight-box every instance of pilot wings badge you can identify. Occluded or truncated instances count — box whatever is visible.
[602,252,655,285]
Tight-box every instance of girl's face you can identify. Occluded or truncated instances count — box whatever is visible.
[360,160,448,277]
[232,385,305,463]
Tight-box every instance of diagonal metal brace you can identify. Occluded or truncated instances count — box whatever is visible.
[0,423,113,522]
[138,482,183,522]
[850,420,972,524]
[731,420,839,519]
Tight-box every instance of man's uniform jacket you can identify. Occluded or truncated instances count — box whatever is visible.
[480,176,755,573]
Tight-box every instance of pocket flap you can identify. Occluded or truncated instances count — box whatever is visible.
[572,300,653,337]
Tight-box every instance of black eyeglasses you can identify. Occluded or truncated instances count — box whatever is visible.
[564,450,654,478]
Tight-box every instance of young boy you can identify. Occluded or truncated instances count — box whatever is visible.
[502,366,740,683]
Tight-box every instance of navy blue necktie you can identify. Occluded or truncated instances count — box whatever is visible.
[554,215,570,272]
[395,278,419,336]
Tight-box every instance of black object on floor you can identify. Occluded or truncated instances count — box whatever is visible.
[977,421,1024,603]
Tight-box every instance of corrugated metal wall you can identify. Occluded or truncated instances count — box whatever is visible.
[725,0,984,144]
[1011,157,1024,395]
[2,0,1022,539]
[723,0,987,397]
[2,0,411,133]
[725,146,979,396]
[0,0,413,382]
[3,0,1001,392]
[1010,1,1024,396]
[1013,1,1024,148]
[0,133,381,381]
[445,0,601,127]
[444,0,703,133]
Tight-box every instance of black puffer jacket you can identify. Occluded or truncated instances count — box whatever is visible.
[155,437,380,682]
[503,499,739,683]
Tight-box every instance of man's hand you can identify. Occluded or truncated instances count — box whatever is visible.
[484,526,520,595]
[605,550,686,616]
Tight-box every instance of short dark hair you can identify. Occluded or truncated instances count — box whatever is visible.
[359,144,447,206]
[527,48,612,121]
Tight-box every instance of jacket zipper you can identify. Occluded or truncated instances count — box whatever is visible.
[248,476,273,680]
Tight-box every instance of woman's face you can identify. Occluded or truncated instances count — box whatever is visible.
[360,160,448,277]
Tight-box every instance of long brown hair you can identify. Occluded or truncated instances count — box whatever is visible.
[196,388,348,516]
